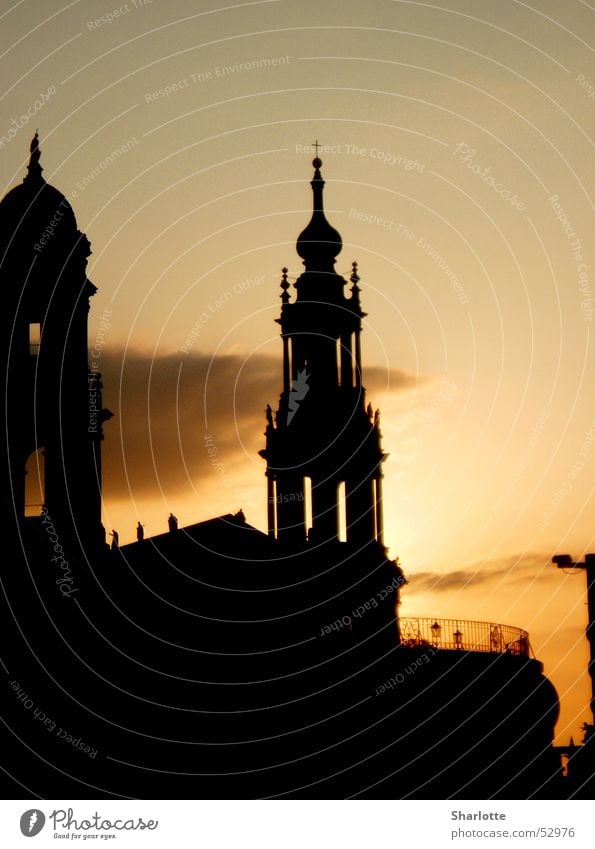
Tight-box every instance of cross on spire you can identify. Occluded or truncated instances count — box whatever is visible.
[312,140,322,156]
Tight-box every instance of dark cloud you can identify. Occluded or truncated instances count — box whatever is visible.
[408,551,559,594]
[99,348,421,501]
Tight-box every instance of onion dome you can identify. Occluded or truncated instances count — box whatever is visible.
[296,157,342,273]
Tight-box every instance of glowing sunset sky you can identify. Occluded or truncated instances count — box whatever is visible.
[1,0,593,745]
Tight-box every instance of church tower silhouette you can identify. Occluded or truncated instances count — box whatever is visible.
[0,134,110,551]
[261,156,385,547]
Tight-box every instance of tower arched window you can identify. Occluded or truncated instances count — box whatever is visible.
[29,323,41,355]
[304,476,313,538]
[338,481,347,542]
[25,447,45,516]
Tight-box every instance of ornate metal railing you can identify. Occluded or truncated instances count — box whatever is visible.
[398,617,531,657]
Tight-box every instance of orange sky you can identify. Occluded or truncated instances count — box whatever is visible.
[2,0,593,745]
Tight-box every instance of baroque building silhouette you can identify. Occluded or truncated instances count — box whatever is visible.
[0,135,568,799]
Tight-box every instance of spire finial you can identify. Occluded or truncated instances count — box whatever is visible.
[351,261,361,296]
[312,140,323,171]
[350,261,363,311]
[280,267,290,303]
[25,131,43,182]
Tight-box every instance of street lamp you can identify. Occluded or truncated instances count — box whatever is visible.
[553,552,595,730]
[431,620,441,647]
